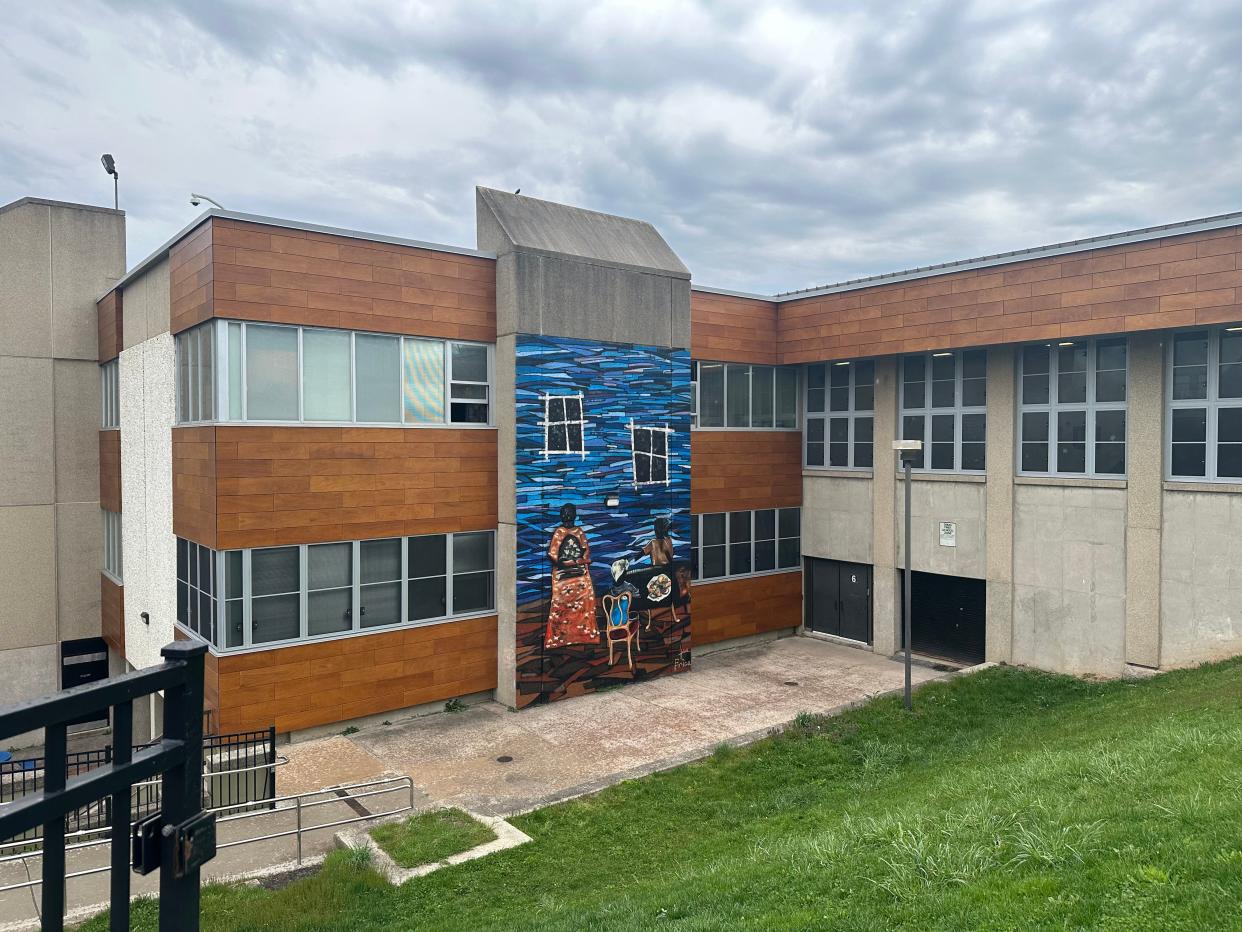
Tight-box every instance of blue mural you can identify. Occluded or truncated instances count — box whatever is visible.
[514,334,692,705]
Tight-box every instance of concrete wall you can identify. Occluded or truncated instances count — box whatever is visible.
[120,331,177,672]
[802,475,873,564]
[121,256,170,349]
[0,198,124,733]
[1011,483,1127,675]
[894,478,987,579]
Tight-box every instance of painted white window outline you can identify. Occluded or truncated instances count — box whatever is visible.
[630,422,672,487]
[542,393,587,457]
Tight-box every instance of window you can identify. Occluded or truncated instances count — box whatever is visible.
[543,394,586,455]
[690,507,800,581]
[1018,338,1126,477]
[900,350,987,472]
[631,423,671,486]
[175,320,492,427]
[1168,328,1242,480]
[100,360,119,429]
[804,360,874,469]
[102,509,122,582]
[176,538,215,643]
[175,531,496,651]
[691,361,799,429]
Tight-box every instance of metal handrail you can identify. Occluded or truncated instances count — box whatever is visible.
[0,774,416,893]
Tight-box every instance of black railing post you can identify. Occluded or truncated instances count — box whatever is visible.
[42,722,68,932]
[157,640,207,932]
[110,699,133,932]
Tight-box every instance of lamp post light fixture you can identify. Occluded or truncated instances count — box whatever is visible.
[100,154,118,210]
[893,439,923,710]
[189,193,226,210]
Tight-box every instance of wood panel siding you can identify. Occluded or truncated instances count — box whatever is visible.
[99,430,122,513]
[173,425,498,550]
[170,219,214,334]
[691,290,779,364]
[101,575,124,656]
[97,289,123,361]
[169,216,496,341]
[172,426,218,549]
[691,430,802,514]
[693,572,802,645]
[778,226,1242,364]
[212,616,497,734]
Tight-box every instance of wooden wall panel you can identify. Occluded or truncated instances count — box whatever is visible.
[101,575,124,656]
[778,226,1242,364]
[691,430,802,514]
[172,426,218,549]
[99,431,122,513]
[691,290,779,364]
[212,426,498,549]
[97,289,123,361]
[192,218,496,342]
[170,219,214,334]
[694,572,802,645]
[213,616,497,734]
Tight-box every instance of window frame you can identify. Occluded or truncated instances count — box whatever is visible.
[100,359,120,430]
[174,530,496,653]
[690,507,801,583]
[630,422,673,487]
[690,360,801,431]
[803,359,875,470]
[1017,337,1128,479]
[899,350,987,474]
[175,320,494,429]
[1166,326,1242,482]
[542,393,587,456]
[101,508,122,583]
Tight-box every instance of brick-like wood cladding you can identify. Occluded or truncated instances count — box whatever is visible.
[99,431,122,513]
[690,290,779,364]
[97,289,123,361]
[211,616,497,733]
[171,217,495,341]
[101,574,124,655]
[691,431,802,514]
[173,425,497,550]
[693,573,802,645]
[778,226,1242,364]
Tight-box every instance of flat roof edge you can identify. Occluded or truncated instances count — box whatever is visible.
[2,196,123,219]
[101,208,495,301]
[691,284,775,302]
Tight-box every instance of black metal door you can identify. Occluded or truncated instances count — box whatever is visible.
[805,558,872,644]
[900,570,986,664]
[838,562,872,643]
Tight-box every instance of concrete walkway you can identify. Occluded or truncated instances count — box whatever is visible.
[282,635,947,815]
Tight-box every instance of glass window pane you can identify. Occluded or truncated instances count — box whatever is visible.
[1171,443,1206,477]
[1096,410,1126,444]
[754,509,776,540]
[1022,373,1049,405]
[1096,444,1125,475]
[700,364,724,427]
[1022,345,1050,375]
[1221,332,1242,365]
[1219,364,1242,400]
[853,360,875,412]
[251,547,298,596]
[251,594,300,643]
[225,550,243,598]
[702,545,726,578]
[1097,340,1126,372]
[728,511,752,544]
[779,507,801,538]
[408,535,446,578]
[778,538,800,568]
[1022,411,1049,442]
[308,542,351,590]
[198,324,215,420]
[902,415,925,469]
[409,577,447,620]
[961,377,986,407]
[1172,366,1208,401]
[1218,408,1242,444]
[1056,411,1087,473]
[961,443,985,471]
[452,571,494,614]
[962,413,986,443]
[360,582,401,627]
[228,322,243,419]
[962,350,986,380]
[702,513,726,546]
[1171,408,1207,443]
[807,364,826,390]
[1174,333,1208,367]
[805,442,824,467]
[1058,371,1086,404]
[903,373,926,410]
[225,600,244,648]
[775,368,799,428]
[360,538,401,584]
[1217,444,1242,478]
[854,440,873,468]
[754,539,776,572]
[302,330,352,421]
[726,365,750,427]
[245,325,299,420]
[854,416,873,444]
[729,543,752,575]
[453,531,494,573]
[1096,369,1126,403]
[1022,442,1049,473]
[355,334,401,422]
[451,343,488,383]
[751,366,774,428]
[931,354,954,382]
[308,589,352,636]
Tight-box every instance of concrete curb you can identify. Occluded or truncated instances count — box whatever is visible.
[335,808,532,884]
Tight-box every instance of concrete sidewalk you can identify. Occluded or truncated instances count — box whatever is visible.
[282,635,948,815]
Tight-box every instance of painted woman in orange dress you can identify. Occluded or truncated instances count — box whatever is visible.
[545,503,600,647]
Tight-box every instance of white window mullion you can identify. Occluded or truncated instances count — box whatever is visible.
[444,533,454,620]
[242,549,253,648]
[298,545,309,640]
[352,541,362,631]
[401,536,409,626]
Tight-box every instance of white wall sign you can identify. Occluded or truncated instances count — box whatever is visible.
[938,521,957,547]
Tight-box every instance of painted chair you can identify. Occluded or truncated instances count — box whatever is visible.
[601,591,640,669]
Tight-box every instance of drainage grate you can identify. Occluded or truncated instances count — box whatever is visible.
[496,755,513,763]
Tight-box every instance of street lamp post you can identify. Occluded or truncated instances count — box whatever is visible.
[893,439,923,710]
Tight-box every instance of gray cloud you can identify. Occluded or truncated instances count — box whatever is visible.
[2,0,1241,294]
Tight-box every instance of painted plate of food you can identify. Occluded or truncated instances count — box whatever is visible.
[646,573,672,602]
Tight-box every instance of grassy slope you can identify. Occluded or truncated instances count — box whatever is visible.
[87,660,1242,931]
[370,808,495,868]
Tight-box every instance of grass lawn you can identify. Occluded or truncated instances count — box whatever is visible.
[370,807,495,868]
[83,659,1242,930]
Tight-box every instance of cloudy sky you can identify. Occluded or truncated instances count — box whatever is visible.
[3,1,1240,294]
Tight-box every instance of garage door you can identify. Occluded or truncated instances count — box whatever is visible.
[899,570,985,665]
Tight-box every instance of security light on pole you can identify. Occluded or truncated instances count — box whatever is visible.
[190,193,226,210]
[100,154,118,210]
[893,439,923,710]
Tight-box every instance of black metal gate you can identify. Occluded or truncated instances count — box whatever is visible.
[899,569,987,664]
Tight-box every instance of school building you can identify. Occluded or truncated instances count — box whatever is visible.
[2,188,1241,741]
